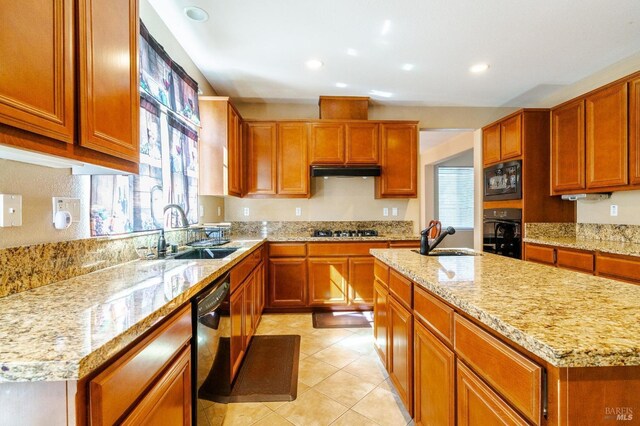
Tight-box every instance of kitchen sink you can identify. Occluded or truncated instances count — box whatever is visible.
[411,249,481,256]
[172,247,238,260]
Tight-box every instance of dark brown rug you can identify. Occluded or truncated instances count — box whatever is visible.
[198,335,300,403]
[312,311,373,329]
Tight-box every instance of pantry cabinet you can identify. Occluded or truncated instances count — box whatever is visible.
[376,122,418,198]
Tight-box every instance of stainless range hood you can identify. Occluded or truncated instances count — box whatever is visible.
[310,165,381,177]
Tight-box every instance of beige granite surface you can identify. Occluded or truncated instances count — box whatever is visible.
[371,248,640,368]
[0,239,264,382]
[230,221,415,238]
[523,236,640,257]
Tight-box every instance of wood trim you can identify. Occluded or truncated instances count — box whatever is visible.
[268,243,306,257]
[307,242,387,257]
[454,315,542,424]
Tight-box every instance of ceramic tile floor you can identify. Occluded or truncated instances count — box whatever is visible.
[197,313,413,426]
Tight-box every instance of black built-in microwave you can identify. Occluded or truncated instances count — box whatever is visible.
[483,160,522,201]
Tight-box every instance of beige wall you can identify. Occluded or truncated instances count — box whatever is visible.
[140,0,216,96]
[225,178,421,233]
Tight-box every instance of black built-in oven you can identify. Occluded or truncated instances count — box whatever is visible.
[483,160,522,201]
[483,208,522,259]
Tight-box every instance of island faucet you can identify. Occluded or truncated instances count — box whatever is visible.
[420,225,456,255]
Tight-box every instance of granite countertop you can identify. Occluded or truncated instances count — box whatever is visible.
[523,236,640,257]
[371,248,640,368]
[0,239,265,383]
[264,234,420,242]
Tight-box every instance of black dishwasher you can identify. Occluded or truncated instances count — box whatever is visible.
[191,272,230,422]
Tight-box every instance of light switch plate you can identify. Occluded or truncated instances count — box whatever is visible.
[0,194,22,227]
[243,207,250,216]
[295,207,302,216]
[52,197,81,223]
[392,207,398,216]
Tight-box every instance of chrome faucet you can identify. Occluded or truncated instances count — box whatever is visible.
[420,225,456,255]
[157,204,190,258]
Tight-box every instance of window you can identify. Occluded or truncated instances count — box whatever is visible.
[437,167,474,229]
[90,21,200,237]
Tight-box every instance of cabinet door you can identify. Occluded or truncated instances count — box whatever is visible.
[254,263,265,328]
[121,348,191,426]
[78,0,139,162]
[245,122,277,195]
[414,321,455,426]
[308,257,349,306]
[388,296,413,415]
[0,0,74,143]
[551,99,586,192]
[345,122,379,164]
[244,274,255,348]
[348,257,375,306]
[229,287,245,382]
[228,107,243,196]
[376,123,418,198]
[309,123,345,164]
[586,82,628,188]
[524,243,556,266]
[457,362,528,426]
[483,124,501,166]
[373,279,389,367]
[500,114,522,160]
[278,122,309,196]
[631,77,640,185]
[268,258,307,308]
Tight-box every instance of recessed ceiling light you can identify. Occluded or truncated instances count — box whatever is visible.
[381,20,391,35]
[335,82,348,88]
[402,63,414,71]
[470,63,490,73]
[370,89,392,98]
[305,59,324,70]
[347,48,358,56]
[183,6,209,22]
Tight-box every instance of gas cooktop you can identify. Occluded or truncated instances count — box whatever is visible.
[312,229,379,237]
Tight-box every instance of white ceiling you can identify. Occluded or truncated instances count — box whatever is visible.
[149,0,640,107]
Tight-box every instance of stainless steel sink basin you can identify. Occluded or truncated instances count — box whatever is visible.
[172,247,238,260]
[411,249,481,256]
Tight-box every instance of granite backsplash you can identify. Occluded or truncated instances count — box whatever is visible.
[228,220,415,238]
[525,223,640,244]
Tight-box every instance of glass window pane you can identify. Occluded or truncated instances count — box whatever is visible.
[437,167,474,229]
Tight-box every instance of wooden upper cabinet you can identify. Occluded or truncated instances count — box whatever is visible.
[551,99,586,193]
[500,114,522,160]
[585,82,628,188]
[345,122,379,164]
[77,0,139,163]
[0,0,75,143]
[228,106,243,196]
[376,123,418,198]
[245,122,277,195]
[632,77,640,185]
[482,123,501,166]
[277,122,309,196]
[309,123,345,164]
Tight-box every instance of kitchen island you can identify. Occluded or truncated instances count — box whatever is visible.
[370,248,640,425]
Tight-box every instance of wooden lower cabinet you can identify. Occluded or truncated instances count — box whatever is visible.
[373,278,389,367]
[596,252,640,284]
[229,285,245,382]
[348,256,375,306]
[524,243,595,274]
[308,257,349,306]
[414,320,455,426]
[457,361,529,426]
[388,295,413,415]
[268,257,307,308]
[121,347,191,426]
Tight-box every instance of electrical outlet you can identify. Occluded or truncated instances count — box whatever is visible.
[392,207,398,216]
[295,207,302,216]
[217,206,222,217]
[199,205,204,218]
[243,207,250,216]
[383,208,389,216]
[52,197,81,223]
[610,204,618,217]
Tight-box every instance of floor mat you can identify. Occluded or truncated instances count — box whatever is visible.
[198,335,300,403]
[312,311,373,329]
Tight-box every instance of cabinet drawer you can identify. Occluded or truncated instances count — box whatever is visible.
[596,253,640,284]
[269,243,306,257]
[89,306,192,426]
[308,242,387,257]
[231,246,263,292]
[374,259,389,287]
[388,241,420,248]
[556,248,594,273]
[454,315,541,424]
[389,269,412,308]
[524,244,555,265]
[413,286,454,345]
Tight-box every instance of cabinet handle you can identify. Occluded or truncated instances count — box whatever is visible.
[542,368,548,419]
[553,250,557,265]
